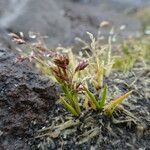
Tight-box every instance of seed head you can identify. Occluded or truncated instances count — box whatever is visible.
[75,60,88,72]
[51,67,69,82]
[54,54,69,69]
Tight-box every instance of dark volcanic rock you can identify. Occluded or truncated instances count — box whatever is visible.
[0,48,58,149]
[0,0,149,47]
[0,0,71,47]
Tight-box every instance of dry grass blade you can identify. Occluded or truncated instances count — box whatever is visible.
[77,127,99,145]
[104,91,133,116]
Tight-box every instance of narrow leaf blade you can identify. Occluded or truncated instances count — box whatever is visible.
[104,90,132,116]
[60,97,79,116]
[84,87,100,109]
[98,85,108,109]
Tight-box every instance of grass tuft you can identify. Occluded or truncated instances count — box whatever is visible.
[18,29,148,117]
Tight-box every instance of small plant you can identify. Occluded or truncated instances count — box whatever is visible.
[20,33,134,117]
[84,84,132,115]
[51,54,88,116]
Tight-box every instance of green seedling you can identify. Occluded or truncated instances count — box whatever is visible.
[27,44,88,116]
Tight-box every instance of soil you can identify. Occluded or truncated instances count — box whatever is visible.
[0,48,58,149]
[31,62,150,150]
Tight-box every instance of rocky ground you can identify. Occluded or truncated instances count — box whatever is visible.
[0,0,150,150]
[0,46,149,150]
[31,63,150,150]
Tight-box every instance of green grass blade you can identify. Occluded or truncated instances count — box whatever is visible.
[61,84,75,106]
[104,90,132,116]
[84,87,100,109]
[98,85,108,109]
[72,93,81,114]
[61,84,80,114]
[60,97,79,116]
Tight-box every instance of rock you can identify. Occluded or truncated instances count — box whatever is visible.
[56,0,142,44]
[0,0,71,47]
[0,29,15,49]
[0,0,149,47]
[0,48,58,149]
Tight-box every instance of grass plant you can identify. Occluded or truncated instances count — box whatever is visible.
[84,84,132,115]
[50,54,88,116]
[20,31,140,117]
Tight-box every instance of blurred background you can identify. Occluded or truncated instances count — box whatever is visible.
[0,0,150,47]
